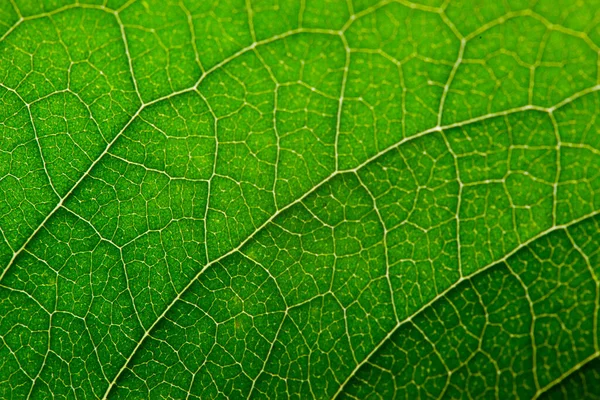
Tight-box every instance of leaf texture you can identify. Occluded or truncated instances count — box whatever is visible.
[0,0,599,398]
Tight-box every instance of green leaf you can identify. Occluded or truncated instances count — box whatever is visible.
[0,0,599,398]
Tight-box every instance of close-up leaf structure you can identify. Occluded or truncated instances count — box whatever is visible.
[0,0,599,398]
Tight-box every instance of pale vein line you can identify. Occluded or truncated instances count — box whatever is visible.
[533,351,600,400]
[0,83,61,199]
[101,93,599,398]
[2,0,598,285]
[334,33,351,171]
[0,26,343,282]
[0,3,599,397]
[332,209,600,399]
[0,106,141,281]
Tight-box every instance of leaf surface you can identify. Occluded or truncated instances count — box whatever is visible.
[0,0,599,398]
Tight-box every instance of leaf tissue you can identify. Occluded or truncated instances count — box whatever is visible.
[0,0,599,398]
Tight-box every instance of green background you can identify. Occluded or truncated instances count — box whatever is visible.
[0,0,599,398]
